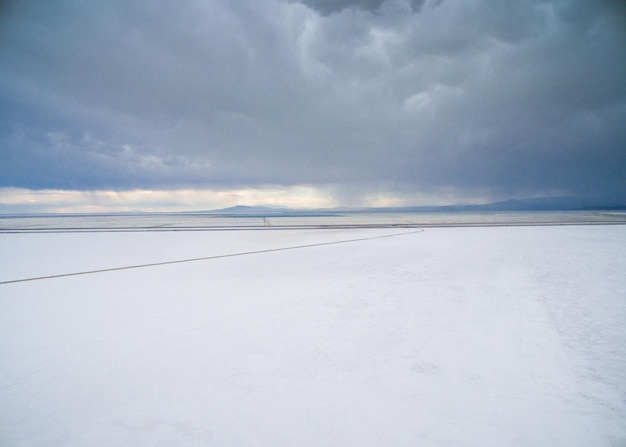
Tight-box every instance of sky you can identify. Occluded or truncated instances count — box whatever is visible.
[1,0,625,212]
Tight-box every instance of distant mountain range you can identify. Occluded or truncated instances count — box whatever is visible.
[207,197,626,215]
[376,196,626,213]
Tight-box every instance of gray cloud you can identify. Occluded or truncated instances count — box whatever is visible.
[294,0,429,16]
[0,0,625,204]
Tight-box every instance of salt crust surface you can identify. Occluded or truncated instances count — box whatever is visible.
[1,226,625,446]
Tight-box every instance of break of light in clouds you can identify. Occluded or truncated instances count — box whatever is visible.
[1,0,625,212]
[0,185,481,213]
[0,187,338,214]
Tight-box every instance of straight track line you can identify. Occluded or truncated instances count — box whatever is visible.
[0,230,422,285]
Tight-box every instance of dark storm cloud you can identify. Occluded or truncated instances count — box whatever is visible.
[0,0,625,203]
[294,0,428,16]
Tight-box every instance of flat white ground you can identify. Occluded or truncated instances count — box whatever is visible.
[1,226,625,446]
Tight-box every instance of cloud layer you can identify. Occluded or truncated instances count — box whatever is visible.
[294,0,429,15]
[1,0,625,206]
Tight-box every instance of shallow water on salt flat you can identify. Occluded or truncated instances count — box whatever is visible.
[1,210,625,232]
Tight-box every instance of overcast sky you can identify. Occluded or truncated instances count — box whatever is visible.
[1,0,625,211]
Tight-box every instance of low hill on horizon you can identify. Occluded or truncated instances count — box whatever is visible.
[206,196,626,215]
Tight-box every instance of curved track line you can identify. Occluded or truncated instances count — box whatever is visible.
[0,230,423,285]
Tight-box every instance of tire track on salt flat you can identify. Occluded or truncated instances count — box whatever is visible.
[0,230,423,285]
